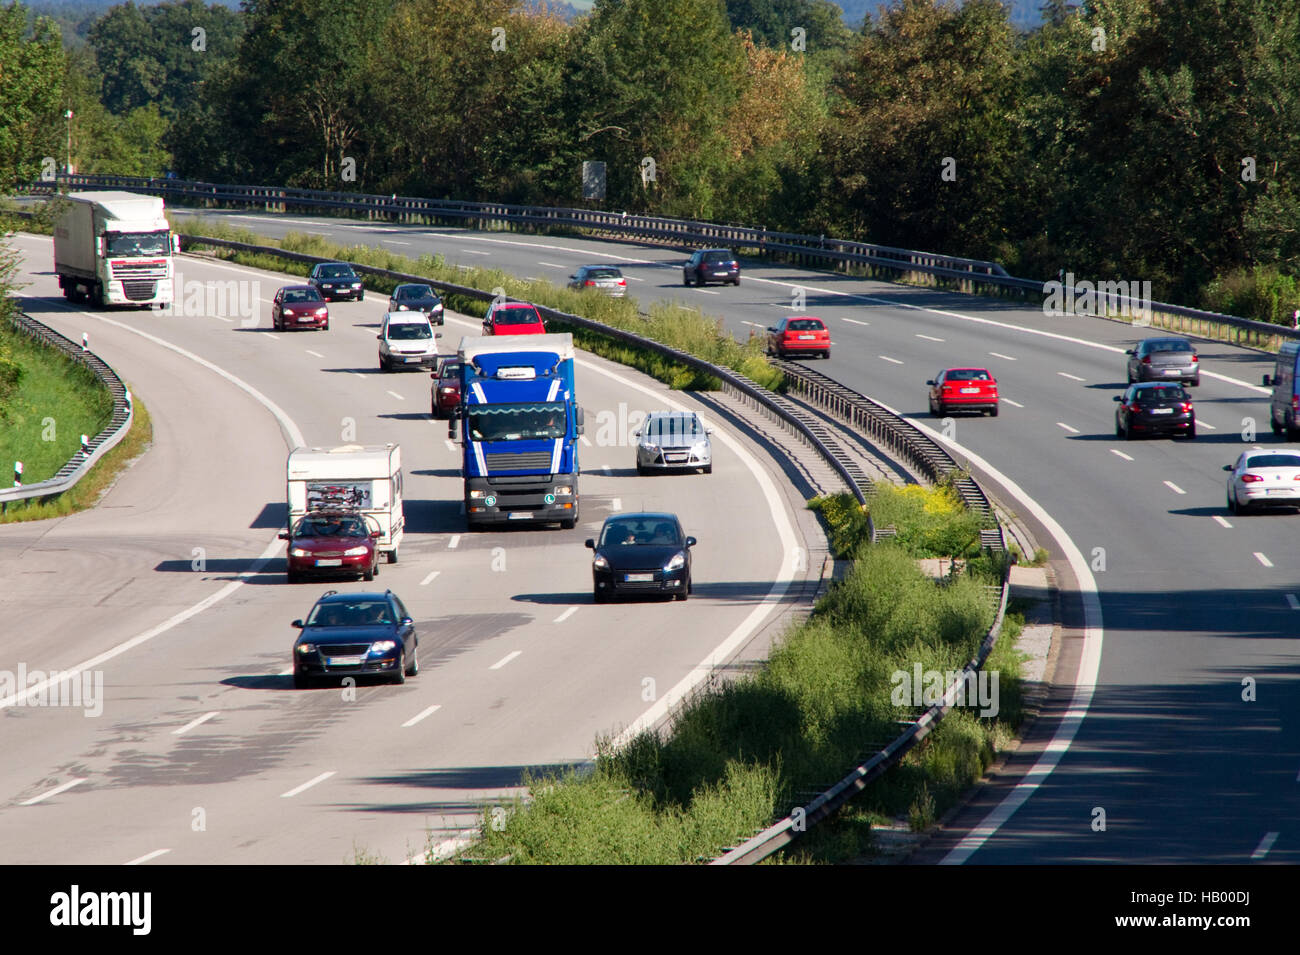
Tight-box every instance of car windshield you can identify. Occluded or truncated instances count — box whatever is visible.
[306,600,393,627]
[319,266,355,279]
[704,251,733,262]
[495,307,540,324]
[644,415,703,437]
[1145,340,1192,353]
[600,518,681,547]
[467,401,565,441]
[104,231,170,257]
[946,370,991,381]
[439,362,461,380]
[1246,454,1300,468]
[284,289,322,303]
[387,322,432,340]
[787,319,824,331]
[1135,386,1188,402]
[397,285,434,299]
[294,515,369,537]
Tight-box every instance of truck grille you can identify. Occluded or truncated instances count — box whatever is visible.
[122,280,157,301]
[484,451,552,470]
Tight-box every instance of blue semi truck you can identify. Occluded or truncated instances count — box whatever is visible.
[453,333,584,529]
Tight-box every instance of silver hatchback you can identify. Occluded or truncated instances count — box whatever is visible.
[1126,337,1200,385]
[635,411,712,474]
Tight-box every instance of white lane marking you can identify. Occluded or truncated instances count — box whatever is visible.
[444,439,456,451]
[306,349,323,358]
[460,249,490,256]
[602,464,611,474]
[1056,422,1079,433]
[580,434,592,446]
[989,351,1016,360]
[626,276,645,282]
[215,316,233,323]
[1252,832,1279,860]
[611,497,622,510]
[916,334,944,342]
[1110,449,1133,461]
[537,261,566,268]
[173,712,219,736]
[742,320,764,327]
[692,288,720,295]
[1255,552,1274,568]
[1213,515,1233,528]
[842,318,869,326]
[420,570,441,586]
[447,535,461,549]
[1057,372,1085,382]
[1199,420,1217,430]
[553,607,578,624]
[402,704,442,728]
[263,332,279,341]
[879,355,903,365]
[1163,481,1186,495]
[1001,398,1024,408]
[387,390,404,400]
[1286,594,1300,610]
[280,771,335,799]
[277,667,293,676]
[489,651,522,670]
[384,240,411,246]
[353,373,365,380]
[125,848,171,865]
[21,778,85,806]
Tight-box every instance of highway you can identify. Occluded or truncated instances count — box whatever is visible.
[0,233,820,864]
[168,208,1300,863]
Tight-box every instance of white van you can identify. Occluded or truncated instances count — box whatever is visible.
[286,444,404,562]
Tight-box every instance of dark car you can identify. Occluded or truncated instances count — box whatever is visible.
[308,262,364,302]
[766,316,830,359]
[272,285,329,331]
[927,368,999,416]
[1126,337,1199,385]
[683,248,740,287]
[1114,382,1196,439]
[586,512,695,602]
[291,589,418,688]
[431,358,462,419]
[279,509,381,583]
[567,265,627,297]
[387,283,445,324]
[482,301,546,336]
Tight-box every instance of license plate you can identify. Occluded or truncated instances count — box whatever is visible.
[960,387,979,394]
[315,558,343,566]
[799,334,815,340]
[508,512,531,520]
[297,316,314,322]
[405,356,423,363]
[713,272,729,277]
[625,573,654,582]
[326,655,364,666]
[1267,488,1292,495]
[1163,369,1180,374]
[1150,408,1173,415]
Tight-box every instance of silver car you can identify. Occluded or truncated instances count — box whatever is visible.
[1126,337,1200,385]
[1224,450,1300,514]
[635,411,712,474]
[568,265,627,297]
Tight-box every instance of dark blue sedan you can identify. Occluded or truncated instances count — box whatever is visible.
[291,590,418,688]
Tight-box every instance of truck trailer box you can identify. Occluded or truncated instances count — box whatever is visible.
[286,444,404,561]
[53,191,176,307]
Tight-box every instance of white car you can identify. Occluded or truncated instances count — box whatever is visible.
[1224,450,1300,513]
[378,312,439,372]
[635,411,712,475]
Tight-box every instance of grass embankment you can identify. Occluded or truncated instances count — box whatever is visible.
[433,482,1025,865]
[181,218,782,392]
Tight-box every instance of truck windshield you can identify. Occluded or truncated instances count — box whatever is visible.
[105,231,170,256]
[468,402,566,441]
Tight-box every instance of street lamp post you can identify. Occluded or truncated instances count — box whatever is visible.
[64,109,72,174]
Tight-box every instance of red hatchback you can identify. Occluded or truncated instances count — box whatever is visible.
[272,285,329,331]
[483,301,546,336]
[927,368,999,416]
[430,358,462,419]
[766,316,831,359]
[279,510,381,583]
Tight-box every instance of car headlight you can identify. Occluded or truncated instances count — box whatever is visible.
[397,304,409,310]
[296,643,316,654]
[641,443,658,453]
[553,485,572,496]
[593,555,609,571]
[315,307,327,316]
[290,547,309,557]
[664,552,686,572]
[433,304,444,312]
[343,546,369,556]
[692,442,710,456]
[370,640,398,654]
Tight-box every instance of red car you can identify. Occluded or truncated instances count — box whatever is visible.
[279,510,381,583]
[766,316,830,359]
[482,301,546,336]
[431,358,462,419]
[927,368,999,416]
[272,285,329,331]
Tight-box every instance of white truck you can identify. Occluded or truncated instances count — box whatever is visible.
[53,191,178,308]
[286,444,405,563]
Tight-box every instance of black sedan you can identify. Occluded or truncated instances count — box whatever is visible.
[388,283,445,324]
[586,512,695,602]
[291,590,418,688]
[1114,382,1196,439]
[308,262,365,301]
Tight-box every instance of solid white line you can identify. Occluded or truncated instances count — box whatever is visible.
[1002,398,1024,408]
[1213,515,1232,528]
[387,390,404,400]
[537,261,566,268]
[384,240,411,246]
[742,320,764,327]
[989,352,1016,360]
[879,355,903,365]
[444,439,456,451]
[553,607,578,624]
[280,771,335,798]
[842,318,869,326]
[580,434,592,446]
[489,651,522,670]
[1056,422,1079,433]
[1286,594,1300,610]
[420,570,441,586]
[1251,832,1279,860]
[263,332,279,341]
[1198,420,1217,430]
[1057,372,1085,381]
[448,535,461,549]
[402,704,442,728]
[125,849,171,866]
[1110,449,1134,461]
[173,711,219,736]
[1163,480,1186,495]
[21,778,85,806]
[916,334,944,342]
[611,497,622,510]
[306,349,323,358]
[1255,552,1274,568]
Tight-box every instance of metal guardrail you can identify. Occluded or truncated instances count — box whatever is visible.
[1,310,134,505]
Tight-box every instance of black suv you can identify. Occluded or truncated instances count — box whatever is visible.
[683,249,740,287]
[291,590,418,688]
[308,262,365,302]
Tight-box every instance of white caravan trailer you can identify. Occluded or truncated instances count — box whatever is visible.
[286,444,404,562]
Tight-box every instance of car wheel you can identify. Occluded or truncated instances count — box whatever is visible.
[323,321,329,331]
[683,273,691,287]
[286,569,300,584]
[405,644,418,677]
[675,588,688,601]
[1124,421,1134,440]
[1115,419,1124,438]
[636,463,646,475]
[594,588,607,604]
[561,517,576,530]
[387,549,398,564]
[372,559,379,577]
[733,277,741,286]
[1190,375,1200,387]
[1227,488,1238,514]
[293,670,310,689]
[1271,415,1283,435]
[702,464,712,474]
[363,564,374,582]
[392,654,406,685]
[1186,423,1197,439]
